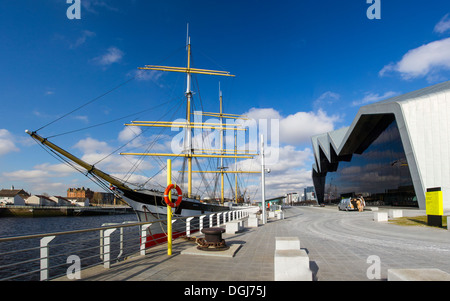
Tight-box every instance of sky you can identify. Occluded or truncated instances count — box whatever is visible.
[1,0,450,201]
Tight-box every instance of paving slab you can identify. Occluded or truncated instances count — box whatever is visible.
[57,206,450,282]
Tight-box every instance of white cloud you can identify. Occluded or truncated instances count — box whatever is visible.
[434,13,450,34]
[71,30,95,48]
[73,136,153,176]
[130,69,163,82]
[73,115,89,123]
[313,91,340,109]
[352,91,399,106]
[34,163,75,174]
[1,161,79,195]
[379,37,450,81]
[81,0,118,13]
[234,146,314,200]
[93,46,124,66]
[231,107,339,200]
[246,108,281,120]
[279,110,339,145]
[0,129,19,156]
[73,137,112,154]
[264,168,313,199]
[237,145,312,171]
[245,107,340,146]
[118,126,142,142]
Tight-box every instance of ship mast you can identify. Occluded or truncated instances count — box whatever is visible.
[122,29,259,200]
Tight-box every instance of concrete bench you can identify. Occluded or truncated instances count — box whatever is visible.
[247,216,259,228]
[225,220,243,234]
[274,249,312,281]
[388,269,450,281]
[274,237,312,281]
[373,212,388,222]
[249,212,257,219]
[276,210,284,219]
[268,211,276,218]
[275,237,300,250]
[388,209,403,218]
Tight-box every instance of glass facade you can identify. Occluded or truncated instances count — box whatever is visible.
[316,116,417,207]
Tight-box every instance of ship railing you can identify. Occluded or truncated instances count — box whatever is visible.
[0,207,258,281]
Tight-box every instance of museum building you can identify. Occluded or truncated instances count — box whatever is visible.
[311,80,450,210]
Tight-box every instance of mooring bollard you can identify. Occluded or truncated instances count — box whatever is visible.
[196,227,229,251]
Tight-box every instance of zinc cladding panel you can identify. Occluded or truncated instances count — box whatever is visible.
[399,100,425,209]
[430,93,447,185]
[402,90,450,208]
[437,91,450,207]
[415,95,432,188]
[317,135,331,162]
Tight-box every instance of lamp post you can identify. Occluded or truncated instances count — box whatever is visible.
[261,134,266,224]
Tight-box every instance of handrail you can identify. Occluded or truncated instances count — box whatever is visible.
[0,213,222,242]
[0,206,259,281]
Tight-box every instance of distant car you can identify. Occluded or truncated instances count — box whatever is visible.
[338,198,355,211]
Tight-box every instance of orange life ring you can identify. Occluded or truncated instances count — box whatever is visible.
[163,184,183,208]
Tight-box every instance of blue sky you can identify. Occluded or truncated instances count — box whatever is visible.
[1,0,450,199]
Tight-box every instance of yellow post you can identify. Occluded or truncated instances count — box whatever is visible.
[167,159,172,256]
[188,157,192,198]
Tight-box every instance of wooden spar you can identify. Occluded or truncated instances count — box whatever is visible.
[119,152,254,159]
[25,130,130,191]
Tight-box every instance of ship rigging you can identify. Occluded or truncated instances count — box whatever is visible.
[26,29,260,222]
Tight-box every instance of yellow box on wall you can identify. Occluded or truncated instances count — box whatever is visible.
[426,187,443,216]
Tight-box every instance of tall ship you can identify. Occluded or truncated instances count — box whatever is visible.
[26,29,259,237]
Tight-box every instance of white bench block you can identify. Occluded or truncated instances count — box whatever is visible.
[274,249,312,281]
[388,269,450,281]
[373,212,388,222]
[276,211,284,219]
[225,220,243,234]
[268,211,276,218]
[276,237,300,250]
[388,209,402,218]
[248,217,259,228]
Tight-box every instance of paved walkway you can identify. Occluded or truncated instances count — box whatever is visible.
[67,206,450,281]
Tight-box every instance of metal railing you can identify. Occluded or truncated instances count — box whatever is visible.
[0,207,257,281]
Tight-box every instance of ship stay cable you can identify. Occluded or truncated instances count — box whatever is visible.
[31,137,125,201]
[27,31,260,208]
[46,96,177,139]
[101,96,186,182]
[35,76,138,133]
[35,44,186,135]
[126,99,187,190]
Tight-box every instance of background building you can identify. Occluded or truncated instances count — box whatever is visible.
[26,195,57,206]
[303,186,317,202]
[0,189,29,205]
[311,80,450,210]
[67,187,94,200]
[285,192,299,205]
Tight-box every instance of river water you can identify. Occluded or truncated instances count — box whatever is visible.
[0,213,139,238]
[0,213,140,281]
